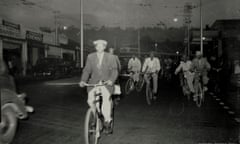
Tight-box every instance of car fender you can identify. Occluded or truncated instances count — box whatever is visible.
[1,89,27,119]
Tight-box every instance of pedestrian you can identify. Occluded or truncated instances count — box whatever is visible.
[109,47,121,73]
[108,47,122,104]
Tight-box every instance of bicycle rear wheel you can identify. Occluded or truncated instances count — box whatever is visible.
[125,78,134,95]
[136,75,144,92]
[146,84,153,105]
[84,109,99,144]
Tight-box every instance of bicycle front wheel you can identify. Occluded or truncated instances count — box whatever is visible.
[84,109,99,144]
[196,83,204,107]
[136,76,144,92]
[146,84,153,105]
[125,78,134,95]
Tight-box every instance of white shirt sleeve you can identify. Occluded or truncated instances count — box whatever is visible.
[137,59,142,71]
[156,58,161,72]
[128,59,132,70]
[142,58,148,72]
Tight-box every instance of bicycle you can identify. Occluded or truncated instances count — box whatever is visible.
[145,72,157,105]
[83,82,114,144]
[180,72,192,101]
[125,71,144,94]
[135,72,145,92]
[193,72,204,107]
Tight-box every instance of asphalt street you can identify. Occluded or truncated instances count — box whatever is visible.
[11,77,239,144]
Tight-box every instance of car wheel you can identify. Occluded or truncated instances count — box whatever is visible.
[0,105,18,144]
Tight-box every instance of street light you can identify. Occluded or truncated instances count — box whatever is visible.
[173,18,178,22]
[63,26,68,30]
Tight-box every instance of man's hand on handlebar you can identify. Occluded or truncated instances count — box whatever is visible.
[79,81,87,87]
[104,80,113,86]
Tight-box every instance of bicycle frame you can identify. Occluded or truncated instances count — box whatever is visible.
[193,71,204,107]
[144,72,156,105]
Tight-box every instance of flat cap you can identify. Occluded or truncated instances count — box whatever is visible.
[93,39,107,46]
[196,51,202,55]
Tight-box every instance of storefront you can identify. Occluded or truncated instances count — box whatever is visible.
[0,20,27,76]
[26,30,44,67]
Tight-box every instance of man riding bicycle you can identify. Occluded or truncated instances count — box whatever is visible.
[79,39,118,134]
[174,55,195,94]
[128,54,142,82]
[191,51,211,101]
[142,51,161,99]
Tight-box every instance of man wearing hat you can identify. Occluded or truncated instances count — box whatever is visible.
[191,51,211,101]
[79,39,118,134]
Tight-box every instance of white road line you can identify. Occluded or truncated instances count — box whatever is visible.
[228,111,235,115]
[223,106,230,110]
[219,102,224,105]
[216,98,220,101]
[235,118,240,123]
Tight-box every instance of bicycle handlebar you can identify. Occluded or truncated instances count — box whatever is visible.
[81,80,112,87]
[83,83,106,87]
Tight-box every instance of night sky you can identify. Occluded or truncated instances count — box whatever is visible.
[0,0,239,29]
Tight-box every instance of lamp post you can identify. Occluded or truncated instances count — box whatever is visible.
[80,0,84,68]
[200,0,203,54]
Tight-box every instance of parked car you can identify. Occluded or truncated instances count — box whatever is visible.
[33,58,77,79]
[0,60,33,144]
[33,58,64,78]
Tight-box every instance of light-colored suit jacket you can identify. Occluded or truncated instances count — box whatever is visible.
[81,52,119,93]
[191,57,211,75]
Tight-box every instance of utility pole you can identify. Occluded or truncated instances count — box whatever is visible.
[53,10,60,46]
[80,0,84,68]
[200,0,203,54]
[183,2,194,57]
[138,29,141,57]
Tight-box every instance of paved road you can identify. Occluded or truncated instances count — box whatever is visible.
[12,77,239,144]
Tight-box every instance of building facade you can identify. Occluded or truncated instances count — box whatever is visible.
[0,18,80,76]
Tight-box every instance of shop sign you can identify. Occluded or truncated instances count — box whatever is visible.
[2,20,20,31]
[43,33,55,45]
[0,25,22,39]
[59,34,68,45]
[26,30,43,42]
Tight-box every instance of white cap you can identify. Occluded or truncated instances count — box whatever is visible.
[196,51,202,56]
[93,39,107,46]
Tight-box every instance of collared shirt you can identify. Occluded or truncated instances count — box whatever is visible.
[128,57,141,72]
[142,57,161,73]
[175,60,192,74]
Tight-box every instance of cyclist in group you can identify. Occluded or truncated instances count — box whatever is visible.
[128,54,142,83]
[142,51,161,99]
[79,39,118,134]
[174,55,195,94]
[191,51,211,101]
